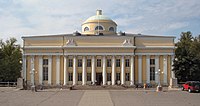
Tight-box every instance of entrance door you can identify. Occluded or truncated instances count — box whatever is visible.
[96,73,102,85]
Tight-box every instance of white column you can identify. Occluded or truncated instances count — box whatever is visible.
[30,56,35,85]
[56,56,60,85]
[102,56,106,85]
[138,55,142,84]
[146,55,150,84]
[64,56,68,85]
[91,56,96,84]
[73,56,77,85]
[112,56,116,85]
[163,55,168,84]
[155,55,159,83]
[22,55,27,81]
[171,56,175,78]
[121,56,125,85]
[82,56,86,85]
[39,56,43,85]
[130,56,134,85]
[48,56,52,85]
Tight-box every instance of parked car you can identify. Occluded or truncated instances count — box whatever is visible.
[182,81,200,93]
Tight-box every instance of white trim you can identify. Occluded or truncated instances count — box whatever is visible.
[24,46,62,49]
[102,56,106,85]
[146,55,150,83]
[56,56,60,85]
[130,56,134,85]
[39,56,43,85]
[22,55,27,81]
[112,56,116,85]
[135,53,174,56]
[64,46,136,48]
[64,56,67,85]
[121,56,125,85]
[65,53,135,56]
[73,56,77,85]
[155,55,159,83]
[91,56,96,85]
[163,56,168,84]
[30,56,35,85]
[82,56,86,85]
[138,55,142,84]
[137,46,175,49]
[48,56,52,85]
[24,53,63,56]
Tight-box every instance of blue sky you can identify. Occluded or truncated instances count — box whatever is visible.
[0,0,200,44]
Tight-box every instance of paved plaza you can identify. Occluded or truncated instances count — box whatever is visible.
[0,87,200,106]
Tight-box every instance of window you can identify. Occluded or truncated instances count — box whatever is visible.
[116,59,120,67]
[43,59,48,65]
[97,59,101,67]
[43,67,48,81]
[150,67,155,81]
[116,73,120,81]
[78,73,82,81]
[43,59,48,81]
[125,73,130,81]
[78,59,82,67]
[87,73,91,81]
[68,59,73,67]
[69,73,73,81]
[109,27,114,31]
[84,27,89,31]
[107,73,111,81]
[125,59,130,67]
[107,59,111,67]
[150,59,155,65]
[87,59,91,67]
[95,26,104,30]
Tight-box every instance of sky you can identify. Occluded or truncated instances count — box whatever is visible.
[0,0,200,44]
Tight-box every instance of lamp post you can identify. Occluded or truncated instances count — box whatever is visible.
[156,68,163,92]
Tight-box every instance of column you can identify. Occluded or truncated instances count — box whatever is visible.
[39,56,43,85]
[138,55,142,84]
[130,56,134,85]
[73,56,77,85]
[171,56,175,78]
[163,55,168,84]
[82,56,86,85]
[112,56,116,85]
[91,56,96,84]
[22,55,27,81]
[146,55,150,84]
[56,56,60,85]
[64,56,68,85]
[48,56,52,85]
[155,55,159,83]
[30,56,35,85]
[102,56,106,85]
[121,56,125,85]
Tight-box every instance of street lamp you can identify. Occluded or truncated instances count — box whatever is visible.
[156,68,163,92]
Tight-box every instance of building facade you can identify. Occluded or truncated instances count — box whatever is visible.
[22,10,175,87]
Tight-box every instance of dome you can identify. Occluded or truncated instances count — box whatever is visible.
[81,10,117,35]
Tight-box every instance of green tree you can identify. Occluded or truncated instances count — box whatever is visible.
[173,32,200,82]
[0,38,22,82]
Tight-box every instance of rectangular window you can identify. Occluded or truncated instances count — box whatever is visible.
[107,73,111,81]
[68,59,73,67]
[43,59,48,81]
[78,73,82,81]
[87,59,91,67]
[43,67,48,81]
[150,67,155,81]
[87,73,91,81]
[78,59,82,67]
[43,59,48,65]
[97,59,101,67]
[69,73,73,81]
[125,73,130,81]
[116,59,120,67]
[125,59,130,67]
[150,59,155,65]
[107,59,111,67]
[116,73,120,81]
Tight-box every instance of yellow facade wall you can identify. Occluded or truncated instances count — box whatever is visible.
[134,56,138,83]
[159,56,164,83]
[142,55,146,83]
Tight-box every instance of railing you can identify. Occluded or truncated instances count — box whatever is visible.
[0,82,17,87]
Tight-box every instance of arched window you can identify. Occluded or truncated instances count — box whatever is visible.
[95,26,104,30]
[109,27,114,31]
[84,27,89,31]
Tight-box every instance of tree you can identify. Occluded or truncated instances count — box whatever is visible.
[173,31,200,82]
[0,38,22,82]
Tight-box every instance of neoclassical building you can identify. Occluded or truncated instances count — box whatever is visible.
[22,10,175,87]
